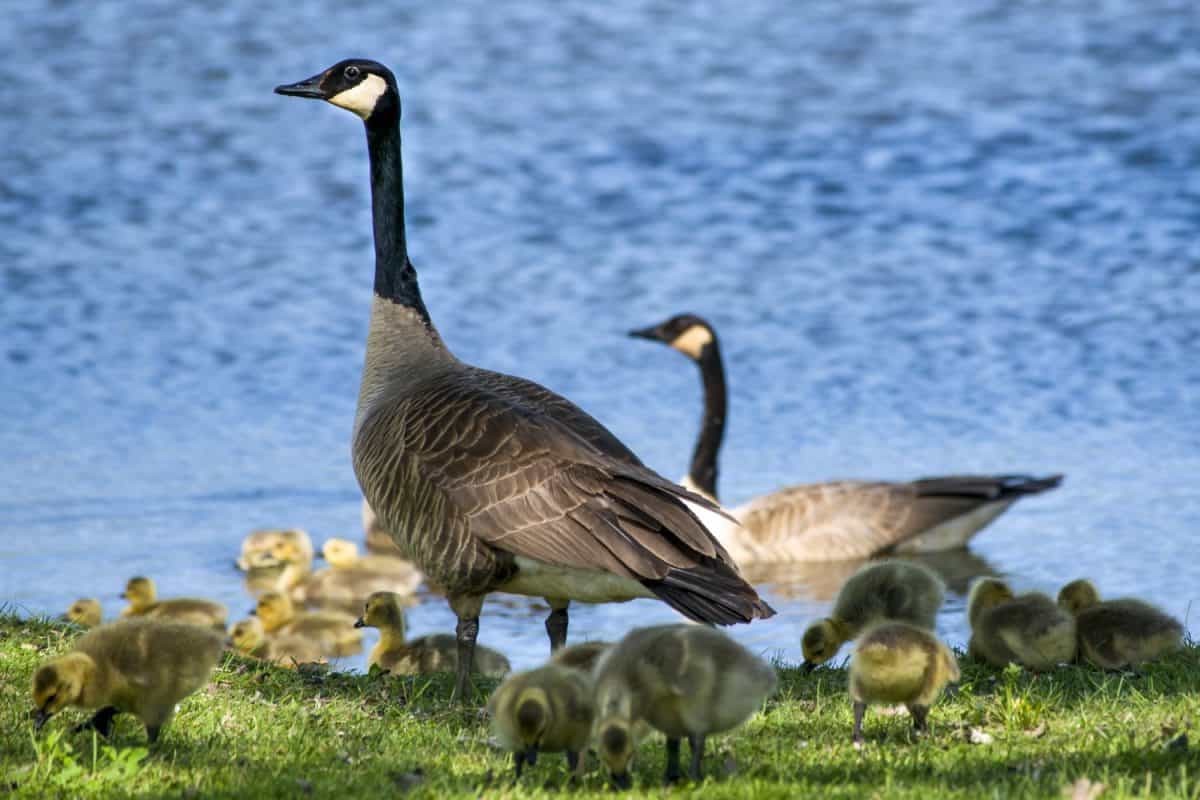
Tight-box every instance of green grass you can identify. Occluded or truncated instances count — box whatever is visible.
[1,613,1197,799]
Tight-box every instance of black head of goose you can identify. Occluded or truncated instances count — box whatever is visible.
[275,61,774,702]
[630,312,1064,562]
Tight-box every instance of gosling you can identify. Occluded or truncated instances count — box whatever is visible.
[1057,579,1183,670]
[488,664,595,780]
[802,560,945,670]
[967,577,1076,670]
[31,618,223,744]
[227,617,326,668]
[848,621,959,745]
[254,591,361,657]
[63,598,102,628]
[237,527,313,571]
[300,539,422,608]
[120,577,227,630]
[594,624,777,787]
[354,591,509,676]
[549,640,613,674]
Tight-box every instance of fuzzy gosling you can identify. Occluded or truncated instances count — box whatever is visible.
[802,560,945,670]
[550,640,613,674]
[967,578,1075,670]
[849,621,959,745]
[227,617,326,668]
[254,591,361,657]
[594,624,777,787]
[120,577,227,630]
[63,598,102,628]
[31,619,223,744]
[355,591,509,676]
[1057,579,1183,670]
[489,664,595,780]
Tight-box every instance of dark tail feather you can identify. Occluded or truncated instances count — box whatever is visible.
[643,562,776,625]
[913,474,1064,500]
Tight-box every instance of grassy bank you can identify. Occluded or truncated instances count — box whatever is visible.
[1,613,1197,799]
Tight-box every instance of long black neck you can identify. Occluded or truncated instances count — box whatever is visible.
[688,340,726,500]
[364,113,430,322]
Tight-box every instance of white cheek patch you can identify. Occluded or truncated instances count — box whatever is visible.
[671,325,713,359]
[328,74,389,120]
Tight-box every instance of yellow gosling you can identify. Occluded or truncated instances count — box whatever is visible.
[227,617,326,668]
[488,664,595,780]
[802,560,945,670]
[593,624,777,787]
[298,539,422,609]
[120,577,227,630]
[63,598,102,628]
[254,591,361,657]
[967,578,1075,670]
[237,527,313,571]
[354,591,509,676]
[31,619,223,744]
[1057,579,1183,669]
[849,621,959,745]
[549,641,612,674]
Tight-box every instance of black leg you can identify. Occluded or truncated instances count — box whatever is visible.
[545,603,568,652]
[145,725,161,745]
[688,733,705,780]
[454,615,479,704]
[73,706,118,737]
[513,751,524,780]
[565,749,581,784]
[852,701,866,745]
[664,737,682,784]
[909,704,929,736]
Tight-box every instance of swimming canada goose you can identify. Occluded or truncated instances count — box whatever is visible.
[488,664,595,780]
[848,621,959,745]
[254,591,362,657]
[629,313,1063,562]
[354,591,510,676]
[1057,579,1183,670]
[120,577,227,630]
[237,527,313,571]
[227,617,327,668]
[31,619,224,744]
[362,498,404,555]
[275,59,773,701]
[967,578,1076,670]
[593,624,777,786]
[62,598,102,628]
[802,560,945,671]
[549,640,613,674]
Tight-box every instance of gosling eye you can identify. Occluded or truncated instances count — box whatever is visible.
[344,65,361,80]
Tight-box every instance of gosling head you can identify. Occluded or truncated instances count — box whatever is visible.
[322,538,360,568]
[63,598,101,628]
[275,59,399,125]
[121,576,156,609]
[228,617,266,653]
[255,591,295,632]
[1057,579,1101,615]
[31,653,95,731]
[509,688,551,768]
[801,617,848,671]
[968,577,1015,625]
[355,591,406,633]
[595,718,636,790]
[629,313,717,361]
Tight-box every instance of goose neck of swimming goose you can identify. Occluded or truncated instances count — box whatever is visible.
[687,339,726,501]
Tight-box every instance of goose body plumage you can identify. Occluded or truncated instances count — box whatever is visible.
[630,314,1063,562]
[275,60,771,700]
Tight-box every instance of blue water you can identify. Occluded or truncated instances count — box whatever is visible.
[2,0,1198,671]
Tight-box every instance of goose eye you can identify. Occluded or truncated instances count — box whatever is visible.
[344,65,361,80]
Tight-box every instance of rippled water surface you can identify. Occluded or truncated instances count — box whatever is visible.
[2,0,1198,671]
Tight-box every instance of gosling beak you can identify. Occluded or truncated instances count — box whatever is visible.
[628,324,665,342]
[524,746,538,766]
[33,709,51,732]
[248,608,258,616]
[353,617,366,629]
[802,661,817,674]
[274,73,328,100]
[58,614,71,622]
[224,636,235,648]
[611,771,633,790]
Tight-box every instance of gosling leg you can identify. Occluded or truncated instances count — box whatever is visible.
[545,600,569,652]
[687,733,706,780]
[663,736,683,784]
[909,704,929,736]
[512,750,525,780]
[565,749,583,785]
[852,701,867,745]
[73,706,119,737]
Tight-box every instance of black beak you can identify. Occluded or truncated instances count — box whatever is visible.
[802,661,817,674]
[274,73,328,99]
[628,324,664,342]
[248,608,258,616]
[59,614,71,622]
[33,709,51,732]
[353,617,366,629]
[611,771,632,790]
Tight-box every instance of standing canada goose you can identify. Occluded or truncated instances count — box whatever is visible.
[362,498,404,555]
[63,598,102,628]
[489,664,595,780]
[629,314,1063,562]
[593,624,777,787]
[275,60,773,701]
[967,578,1076,670]
[1056,579,1183,670]
[849,621,959,745]
[31,619,224,744]
[354,591,510,677]
[801,559,945,671]
[120,577,227,630]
